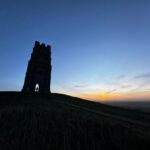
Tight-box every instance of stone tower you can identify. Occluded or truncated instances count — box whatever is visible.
[22,41,51,93]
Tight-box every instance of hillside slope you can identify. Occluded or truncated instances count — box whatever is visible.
[0,92,150,150]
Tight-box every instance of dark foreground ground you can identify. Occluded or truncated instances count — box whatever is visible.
[0,92,150,150]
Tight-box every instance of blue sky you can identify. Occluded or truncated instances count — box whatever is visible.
[0,0,150,100]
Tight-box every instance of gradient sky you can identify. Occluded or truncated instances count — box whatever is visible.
[0,0,150,101]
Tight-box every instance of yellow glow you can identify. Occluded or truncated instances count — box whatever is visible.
[73,91,122,101]
[70,90,150,101]
[87,93,119,100]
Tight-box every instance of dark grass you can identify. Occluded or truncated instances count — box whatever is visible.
[51,93,150,124]
[0,92,150,150]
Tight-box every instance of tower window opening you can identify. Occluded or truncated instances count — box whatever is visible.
[35,83,39,92]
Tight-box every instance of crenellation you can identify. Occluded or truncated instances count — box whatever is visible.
[41,43,45,47]
[47,45,51,50]
[35,41,40,46]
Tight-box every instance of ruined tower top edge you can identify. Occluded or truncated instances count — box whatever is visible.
[34,41,51,50]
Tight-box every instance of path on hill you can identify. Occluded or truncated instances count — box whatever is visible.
[56,100,150,128]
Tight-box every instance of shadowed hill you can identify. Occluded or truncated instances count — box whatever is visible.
[0,92,150,150]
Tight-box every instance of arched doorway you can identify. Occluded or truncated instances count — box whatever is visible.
[35,83,39,92]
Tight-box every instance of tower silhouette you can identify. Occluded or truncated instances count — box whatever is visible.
[22,41,51,93]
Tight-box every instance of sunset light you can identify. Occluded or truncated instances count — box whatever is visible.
[0,0,150,102]
[0,1,150,149]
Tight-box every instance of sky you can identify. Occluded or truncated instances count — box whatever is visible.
[0,0,150,101]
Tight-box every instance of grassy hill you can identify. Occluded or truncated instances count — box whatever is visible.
[0,92,150,150]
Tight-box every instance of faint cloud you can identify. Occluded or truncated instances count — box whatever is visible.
[105,89,118,94]
[133,72,150,79]
[73,84,89,88]
[120,84,132,89]
[115,74,126,80]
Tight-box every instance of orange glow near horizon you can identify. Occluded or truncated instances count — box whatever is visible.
[81,93,122,101]
[70,90,150,101]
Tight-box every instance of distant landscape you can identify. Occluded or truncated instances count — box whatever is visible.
[103,101,150,112]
